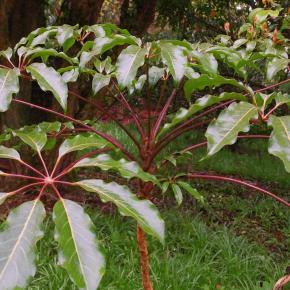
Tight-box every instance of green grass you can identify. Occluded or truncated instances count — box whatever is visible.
[26,208,288,290]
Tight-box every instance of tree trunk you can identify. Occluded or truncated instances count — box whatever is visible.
[137,226,154,290]
[0,0,45,50]
[63,0,105,26]
[120,0,157,37]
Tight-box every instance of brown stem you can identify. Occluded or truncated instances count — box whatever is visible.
[137,225,153,290]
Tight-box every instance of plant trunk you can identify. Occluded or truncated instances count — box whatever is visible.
[137,225,153,290]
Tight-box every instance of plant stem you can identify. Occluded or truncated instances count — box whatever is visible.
[151,88,177,139]
[13,98,134,161]
[187,173,290,207]
[69,90,141,149]
[18,160,46,178]
[137,225,153,290]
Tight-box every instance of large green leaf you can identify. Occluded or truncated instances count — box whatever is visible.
[0,192,13,205]
[73,153,160,186]
[77,179,165,242]
[266,57,289,81]
[92,73,111,95]
[158,42,187,83]
[184,74,245,101]
[0,68,19,112]
[205,102,257,156]
[159,92,247,137]
[268,115,290,173]
[58,134,109,159]
[14,126,47,152]
[115,45,147,88]
[53,199,105,290]
[26,63,68,110]
[0,145,21,161]
[0,200,45,290]
[191,51,218,75]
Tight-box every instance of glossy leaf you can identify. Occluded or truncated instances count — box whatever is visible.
[159,92,246,137]
[92,73,110,95]
[26,63,68,110]
[266,57,289,81]
[159,42,187,83]
[171,184,183,206]
[177,181,204,203]
[268,116,290,173]
[14,126,47,152]
[53,199,105,290]
[73,153,160,186]
[184,74,244,101]
[77,179,165,242]
[206,102,257,156]
[148,66,165,86]
[58,134,109,159]
[115,45,147,88]
[0,146,21,161]
[0,200,45,290]
[191,51,218,75]
[0,192,13,205]
[0,68,19,112]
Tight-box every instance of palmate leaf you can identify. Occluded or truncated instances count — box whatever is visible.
[53,199,105,290]
[0,200,45,290]
[0,145,21,161]
[268,115,290,173]
[58,134,109,160]
[77,179,165,243]
[73,153,160,186]
[26,63,68,110]
[205,102,257,156]
[184,74,245,101]
[158,42,187,83]
[115,45,147,88]
[0,68,19,112]
[14,126,47,152]
[159,92,247,137]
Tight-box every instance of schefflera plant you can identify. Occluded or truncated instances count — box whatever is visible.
[0,9,289,289]
[0,124,164,290]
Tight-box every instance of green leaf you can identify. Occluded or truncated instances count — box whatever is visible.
[53,199,105,290]
[26,63,68,110]
[73,153,160,186]
[177,181,204,203]
[0,68,19,112]
[184,74,244,101]
[58,134,109,160]
[56,25,76,46]
[92,73,110,95]
[148,66,164,86]
[115,45,147,88]
[159,92,247,137]
[266,57,289,81]
[0,200,45,290]
[171,184,183,206]
[77,179,165,242]
[161,182,170,194]
[249,8,280,24]
[14,126,47,152]
[205,102,257,156]
[191,51,218,75]
[268,116,290,173]
[62,68,79,83]
[159,42,187,83]
[0,145,21,161]
[0,192,13,205]
[0,48,13,61]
